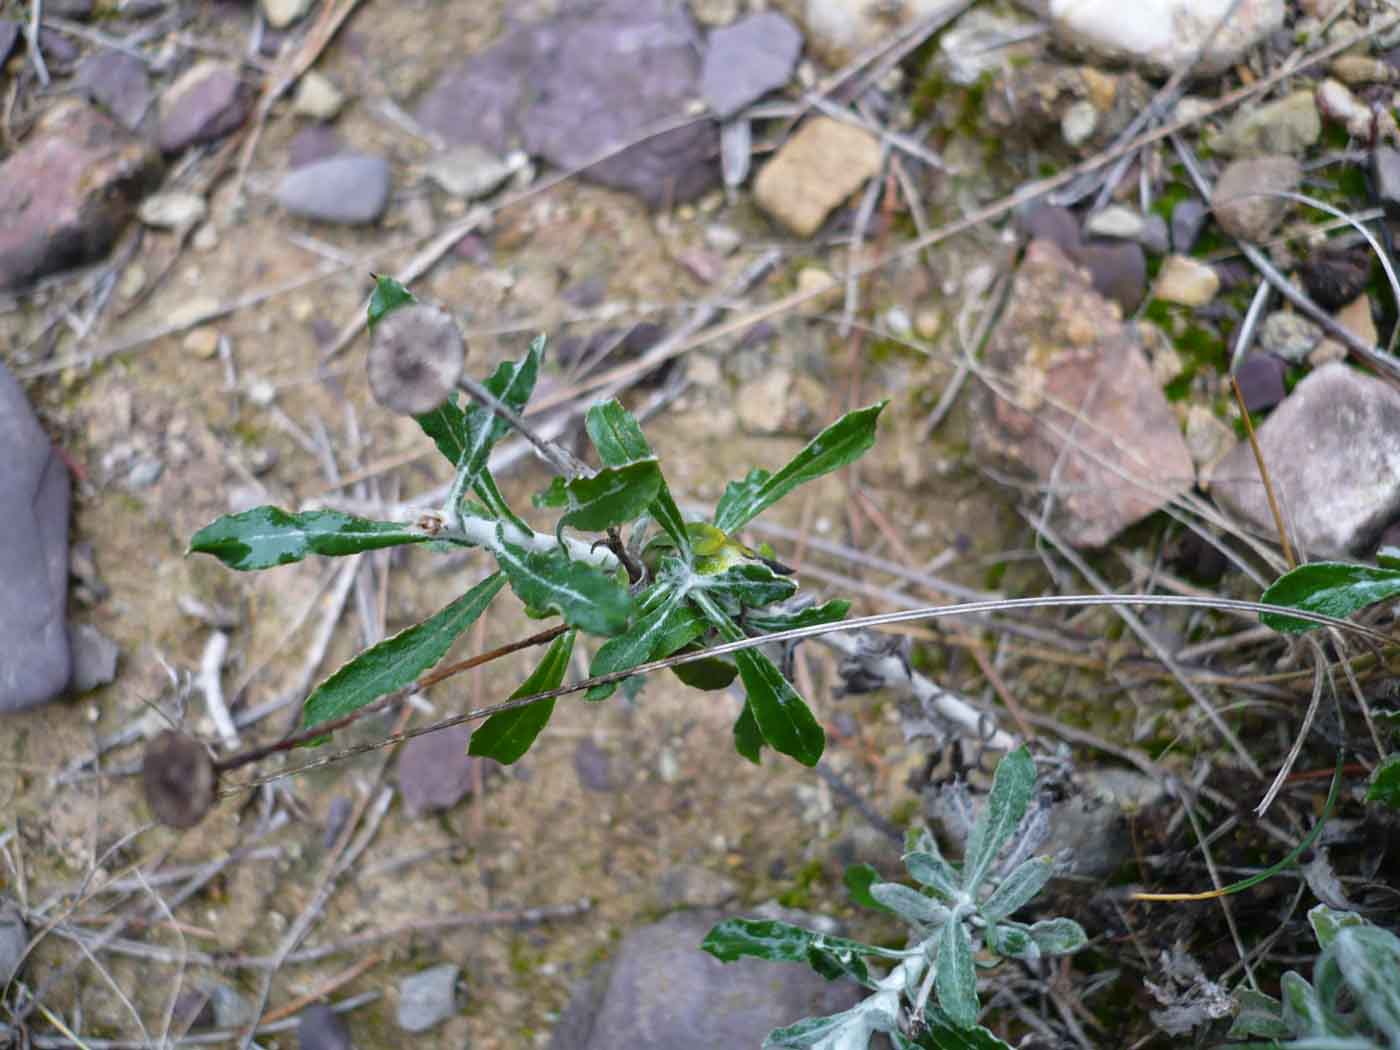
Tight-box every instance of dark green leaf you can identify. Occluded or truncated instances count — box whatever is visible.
[713,467,770,536]
[843,863,893,914]
[979,856,1053,923]
[963,746,1035,892]
[712,402,887,534]
[700,918,884,966]
[1260,561,1400,634]
[1228,989,1290,1039]
[533,475,569,509]
[906,1014,1015,1050]
[494,530,634,637]
[469,630,575,763]
[700,561,799,610]
[1364,752,1400,809]
[559,460,662,535]
[985,922,1034,961]
[1378,546,1400,570]
[936,915,978,1030]
[1309,904,1367,950]
[586,588,692,701]
[763,1009,876,1049]
[190,506,430,572]
[804,945,873,989]
[669,653,738,691]
[733,703,764,764]
[302,572,506,729]
[367,274,414,330]
[694,591,824,766]
[585,400,689,555]
[745,599,852,633]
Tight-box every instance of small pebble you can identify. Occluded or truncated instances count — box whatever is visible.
[292,71,345,120]
[138,191,207,230]
[298,1004,351,1050]
[1234,353,1288,412]
[183,327,221,358]
[397,964,459,1033]
[1084,205,1145,241]
[1258,311,1322,363]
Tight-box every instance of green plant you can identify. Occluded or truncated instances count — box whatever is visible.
[701,747,1087,1048]
[1229,904,1400,1049]
[186,277,884,778]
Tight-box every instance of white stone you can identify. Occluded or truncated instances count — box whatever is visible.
[138,191,207,230]
[1153,255,1220,307]
[261,0,312,29]
[1084,205,1145,241]
[291,71,344,120]
[1061,100,1098,147]
[422,145,522,200]
[1048,0,1284,76]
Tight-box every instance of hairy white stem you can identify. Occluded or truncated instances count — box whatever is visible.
[437,514,618,572]
[199,630,240,749]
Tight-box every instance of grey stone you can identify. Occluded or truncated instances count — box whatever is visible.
[1,902,26,987]
[1070,238,1147,316]
[1374,147,1400,215]
[573,737,615,793]
[0,101,163,290]
[1213,89,1319,156]
[1212,155,1299,241]
[1258,311,1322,363]
[1170,198,1210,253]
[275,153,390,225]
[1233,352,1287,412]
[77,51,153,131]
[657,865,740,909]
[548,910,862,1050]
[37,28,79,70]
[418,6,720,208]
[397,964,459,1033]
[397,723,481,818]
[46,0,93,17]
[158,61,251,153]
[423,145,521,200]
[68,624,119,693]
[206,982,252,1029]
[298,1004,352,1050]
[972,240,1193,548]
[701,12,803,119]
[1138,213,1170,255]
[1017,203,1080,256]
[1083,204,1144,241]
[1210,362,1400,555]
[0,362,72,713]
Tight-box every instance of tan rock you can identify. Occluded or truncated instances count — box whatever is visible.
[795,266,841,315]
[1336,294,1377,347]
[1153,255,1220,306]
[182,327,220,358]
[291,71,344,121]
[1330,54,1397,85]
[754,117,881,237]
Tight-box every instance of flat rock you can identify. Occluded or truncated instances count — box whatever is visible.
[76,50,152,131]
[0,20,20,64]
[1153,254,1219,306]
[1210,362,1400,555]
[298,1004,352,1050]
[1213,89,1319,156]
[1071,238,1147,316]
[68,623,119,693]
[396,723,481,818]
[754,116,881,237]
[158,61,251,153]
[288,124,345,168]
[573,737,616,793]
[418,5,719,208]
[397,964,459,1033]
[1212,154,1299,241]
[548,910,863,1050]
[275,153,390,225]
[0,101,162,290]
[1234,352,1287,411]
[1047,0,1283,76]
[422,144,521,200]
[0,366,66,717]
[701,12,803,119]
[972,240,1193,548]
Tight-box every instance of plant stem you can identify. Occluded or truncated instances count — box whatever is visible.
[212,623,568,774]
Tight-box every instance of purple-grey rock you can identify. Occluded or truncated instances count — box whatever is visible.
[288,124,345,169]
[972,239,1192,547]
[0,99,161,288]
[298,1004,352,1050]
[547,910,863,1050]
[1071,238,1147,316]
[396,723,481,818]
[77,50,153,131]
[701,12,803,119]
[1234,352,1287,411]
[0,20,19,64]
[38,29,80,71]
[1211,154,1299,241]
[275,153,390,225]
[397,964,459,1033]
[45,0,93,17]
[1374,147,1400,215]
[1138,213,1170,255]
[1018,203,1080,256]
[1211,363,1400,556]
[573,737,615,792]
[416,5,719,208]
[68,623,119,693]
[0,362,71,713]
[158,61,251,153]
[1170,198,1210,253]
